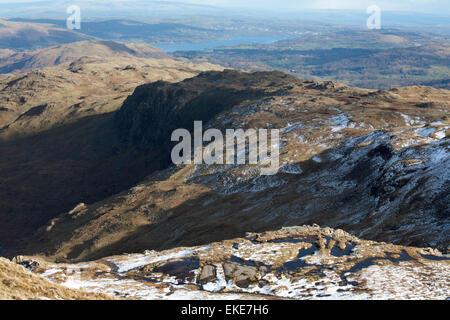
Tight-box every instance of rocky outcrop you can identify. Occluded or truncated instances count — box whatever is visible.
[28,226,450,300]
[115,69,298,150]
[198,265,217,284]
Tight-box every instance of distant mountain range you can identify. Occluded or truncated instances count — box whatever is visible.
[0,0,226,19]
[2,1,450,27]
[9,18,220,44]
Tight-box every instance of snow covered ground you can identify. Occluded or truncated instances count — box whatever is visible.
[29,225,449,300]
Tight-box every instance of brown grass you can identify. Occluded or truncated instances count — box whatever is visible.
[0,258,114,300]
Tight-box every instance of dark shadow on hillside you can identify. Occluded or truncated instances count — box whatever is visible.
[0,112,171,252]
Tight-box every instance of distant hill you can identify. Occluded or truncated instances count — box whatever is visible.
[0,40,170,74]
[0,19,94,51]
[175,30,450,90]
[10,18,220,45]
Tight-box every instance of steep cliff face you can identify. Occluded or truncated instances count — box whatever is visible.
[17,71,448,262]
[115,70,298,150]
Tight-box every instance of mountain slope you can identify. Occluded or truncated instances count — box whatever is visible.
[0,53,221,140]
[10,71,448,262]
[0,257,113,300]
[0,69,293,254]
[0,58,223,252]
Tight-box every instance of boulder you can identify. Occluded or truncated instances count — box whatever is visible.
[198,265,217,284]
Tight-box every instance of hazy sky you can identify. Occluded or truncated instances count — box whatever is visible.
[0,0,449,15]
[182,0,449,12]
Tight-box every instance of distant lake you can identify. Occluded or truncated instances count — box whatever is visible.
[153,36,292,52]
